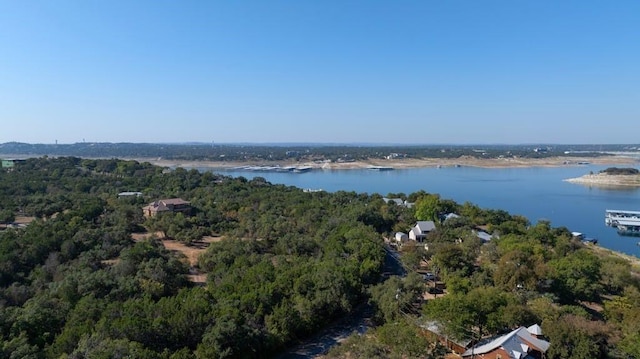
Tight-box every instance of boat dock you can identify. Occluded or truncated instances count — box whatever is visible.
[231,165,314,173]
[605,209,640,236]
[367,165,394,171]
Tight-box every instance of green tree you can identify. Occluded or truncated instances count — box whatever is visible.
[544,315,608,359]
[549,250,602,303]
[494,249,543,291]
[414,193,442,222]
[0,209,15,224]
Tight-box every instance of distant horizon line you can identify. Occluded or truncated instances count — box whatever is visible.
[1,141,639,147]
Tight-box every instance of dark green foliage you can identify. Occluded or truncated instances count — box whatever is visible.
[544,314,612,359]
[549,249,602,303]
[326,319,445,359]
[1,156,639,358]
[0,157,386,357]
[600,167,639,175]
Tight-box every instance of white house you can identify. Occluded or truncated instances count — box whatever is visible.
[394,232,409,245]
[409,221,436,242]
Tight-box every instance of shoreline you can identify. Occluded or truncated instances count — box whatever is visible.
[564,173,640,188]
[588,243,640,268]
[137,155,639,171]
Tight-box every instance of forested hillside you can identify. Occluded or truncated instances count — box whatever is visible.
[0,157,391,358]
[327,196,640,359]
[1,157,639,359]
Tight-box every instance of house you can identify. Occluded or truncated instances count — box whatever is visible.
[1,159,25,169]
[475,230,494,243]
[461,326,550,359]
[143,198,191,217]
[420,320,473,355]
[443,213,461,222]
[409,221,436,242]
[118,191,143,198]
[383,197,404,206]
[383,197,414,208]
[526,324,543,339]
[394,232,409,245]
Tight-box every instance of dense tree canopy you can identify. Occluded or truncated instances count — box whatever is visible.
[1,157,639,358]
[0,157,387,357]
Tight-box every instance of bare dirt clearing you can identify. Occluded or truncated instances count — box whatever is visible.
[131,232,223,284]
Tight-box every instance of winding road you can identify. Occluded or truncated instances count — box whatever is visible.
[275,244,406,358]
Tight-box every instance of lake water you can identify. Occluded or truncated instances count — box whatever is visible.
[205,165,640,258]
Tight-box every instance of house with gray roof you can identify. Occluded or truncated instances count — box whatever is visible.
[409,221,436,242]
[462,326,550,359]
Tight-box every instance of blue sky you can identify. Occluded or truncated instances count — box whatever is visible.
[1,1,638,144]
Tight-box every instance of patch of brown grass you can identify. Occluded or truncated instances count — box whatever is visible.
[161,236,223,266]
[131,232,223,283]
[101,258,120,266]
[14,216,35,224]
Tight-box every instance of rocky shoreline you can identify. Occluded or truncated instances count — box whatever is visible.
[142,155,638,171]
[564,173,640,188]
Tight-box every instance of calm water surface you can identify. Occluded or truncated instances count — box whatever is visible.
[206,165,640,257]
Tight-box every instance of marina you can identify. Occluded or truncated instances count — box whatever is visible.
[605,209,640,236]
[231,165,313,173]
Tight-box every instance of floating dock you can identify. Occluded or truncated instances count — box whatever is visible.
[605,209,640,226]
[367,165,394,171]
[605,209,640,236]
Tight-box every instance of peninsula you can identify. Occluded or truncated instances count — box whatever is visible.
[565,167,640,187]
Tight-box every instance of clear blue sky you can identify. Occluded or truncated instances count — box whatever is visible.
[1,1,638,144]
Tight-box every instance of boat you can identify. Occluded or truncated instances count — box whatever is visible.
[617,225,640,237]
[572,232,598,244]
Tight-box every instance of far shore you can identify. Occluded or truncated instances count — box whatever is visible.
[136,155,639,171]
